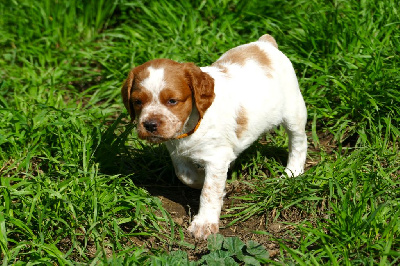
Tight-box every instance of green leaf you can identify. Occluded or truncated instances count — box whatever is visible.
[203,250,238,266]
[223,236,245,260]
[207,234,224,252]
[246,241,269,261]
[0,212,9,262]
[242,256,261,266]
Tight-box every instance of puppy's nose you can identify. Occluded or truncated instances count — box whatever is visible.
[143,119,158,133]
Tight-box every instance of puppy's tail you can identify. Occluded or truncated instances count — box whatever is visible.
[258,34,278,49]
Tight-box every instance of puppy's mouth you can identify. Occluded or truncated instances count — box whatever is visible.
[137,130,171,144]
[138,129,176,143]
[143,135,169,144]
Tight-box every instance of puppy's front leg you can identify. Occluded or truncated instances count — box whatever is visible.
[188,162,228,240]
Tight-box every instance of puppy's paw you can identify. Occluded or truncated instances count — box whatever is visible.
[188,216,219,240]
[284,167,303,177]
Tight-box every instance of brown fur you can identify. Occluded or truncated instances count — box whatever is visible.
[235,106,248,139]
[131,88,152,116]
[212,44,272,77]
[121,70,135,121]
[183,63,215,118]
[121,65,150,121]
[159,87,192,123]
[213,45,271,68]
[258,34,278,48]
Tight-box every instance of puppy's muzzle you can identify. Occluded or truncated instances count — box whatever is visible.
[143,119,159,133]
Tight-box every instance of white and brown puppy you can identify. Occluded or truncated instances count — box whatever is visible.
[121,34,307,240]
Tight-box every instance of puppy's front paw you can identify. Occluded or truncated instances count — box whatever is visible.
[284,167,303,177]
[188,216,219,240]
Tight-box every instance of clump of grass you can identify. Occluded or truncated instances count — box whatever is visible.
[230,144,399,263]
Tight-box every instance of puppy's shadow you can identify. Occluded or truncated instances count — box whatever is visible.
[94,116,288,215]
[93,115,201,213]
[230,137,289,178]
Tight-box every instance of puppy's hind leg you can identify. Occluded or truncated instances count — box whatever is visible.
[282,104,307,177]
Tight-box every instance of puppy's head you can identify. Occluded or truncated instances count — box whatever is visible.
[121,59,214,143]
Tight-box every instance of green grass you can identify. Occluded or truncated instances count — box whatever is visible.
[1,0,399,264]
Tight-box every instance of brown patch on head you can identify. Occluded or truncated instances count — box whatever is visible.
[158,61,194,123]
[235,106,248,139]
[143,60,214,120]
[121,64,151,121]
[183,63,215,118]
[258,34,278,48]
[159,87,192,122]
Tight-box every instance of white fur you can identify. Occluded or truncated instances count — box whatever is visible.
[141,67,166,100]
[139,38,307,239]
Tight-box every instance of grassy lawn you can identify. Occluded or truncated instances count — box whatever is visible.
[1,0,399,264]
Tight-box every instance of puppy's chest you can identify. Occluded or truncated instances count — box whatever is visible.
[167,138,215,163]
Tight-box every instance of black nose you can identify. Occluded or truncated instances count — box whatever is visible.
[143,119,158,133]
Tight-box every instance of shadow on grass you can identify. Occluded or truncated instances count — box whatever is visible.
[94,114,290,215]
[231,138,288,178]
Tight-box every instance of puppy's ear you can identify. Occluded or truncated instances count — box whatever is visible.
[121,69,135,121]
[184,63,215,118]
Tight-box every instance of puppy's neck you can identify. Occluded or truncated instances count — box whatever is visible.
[180,104,200,136]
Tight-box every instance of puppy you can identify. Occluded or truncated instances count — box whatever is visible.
[121,34,307,240]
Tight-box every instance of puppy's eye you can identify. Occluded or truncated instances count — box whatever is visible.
[167,99,178,105]
[133,99,142,106]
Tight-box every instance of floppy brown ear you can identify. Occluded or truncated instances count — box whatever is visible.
[121,69,135,121]
[184,63,215,118]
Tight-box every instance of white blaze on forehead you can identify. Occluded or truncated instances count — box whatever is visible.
[140,66,166,102]
[139,66,180,130]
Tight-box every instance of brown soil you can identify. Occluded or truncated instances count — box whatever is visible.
[143,182,292,260]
